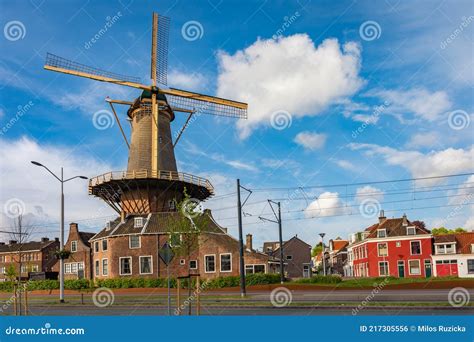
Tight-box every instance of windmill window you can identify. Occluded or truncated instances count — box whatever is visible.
[129,235,141,249]
[102,239,108,251]
[119,257,132,275]
[134,217,144,228]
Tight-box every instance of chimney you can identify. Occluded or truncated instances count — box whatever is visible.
[69,222,79,233]
[8,240,17,245]
[54,237,59,242]
[402,213,408,226]
[41,237,49,243]
[378,210,386,224]
[246,234,253,251]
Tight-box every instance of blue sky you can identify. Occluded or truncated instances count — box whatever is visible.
[0,0,473,248]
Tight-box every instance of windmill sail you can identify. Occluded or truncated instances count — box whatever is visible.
[44,53,145,88]
[162,88,248,119]
[156,14,170,85]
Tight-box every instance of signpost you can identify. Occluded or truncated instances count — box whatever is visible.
[159,242,175,315]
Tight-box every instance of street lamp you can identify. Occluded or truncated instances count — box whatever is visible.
[31,161,87,303]
[319,233,326,276]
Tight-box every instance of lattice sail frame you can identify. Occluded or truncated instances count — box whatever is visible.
[156,14,170,85]
[166,93,248,119]
[45,53,142,83]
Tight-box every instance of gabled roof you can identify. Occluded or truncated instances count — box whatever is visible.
[364,216,430,238]
[330,239,349,251]
[0,240,58,253]
[434,232,474,254]
[79,232,95,247]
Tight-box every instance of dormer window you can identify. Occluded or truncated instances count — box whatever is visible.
[377,229,386,238]
[106,221,112,231]
[406,226,416,236]
[168,200,176,210]
[134,217,144,229]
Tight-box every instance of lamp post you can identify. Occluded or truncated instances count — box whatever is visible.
[31,161,87,303]
[319,233,326,276]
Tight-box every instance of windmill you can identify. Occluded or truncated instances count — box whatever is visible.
[44,12,247,216]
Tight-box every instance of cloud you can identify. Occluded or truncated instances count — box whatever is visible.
[305,192,342,218]
[348,143,474,182]
[334,159,355,171]
[168,69,208,92]
[355,185,384,203]
[366,88,452,122]
[294,131,327,150]
[0,137,116,241]
[406,132,439,148]
[216,35,364,138]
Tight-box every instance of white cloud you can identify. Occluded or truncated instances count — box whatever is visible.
[216,35,364,138]
[355,186,384,203]
[0,137,116,241]
[348,143,474,183]
[168,69,208,92]
[294,131,327,150]
[305,192,342,218]
[406,132,439,148]
[367,88,451,122]
[334,159,355,171]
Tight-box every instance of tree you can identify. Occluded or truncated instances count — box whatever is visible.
[432,227,467,235]
[311,242,323,257]
[5,264,17,282]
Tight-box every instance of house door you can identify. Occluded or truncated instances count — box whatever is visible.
[303,264,310,278]
[424,260,432,278]
[397,261,405,278]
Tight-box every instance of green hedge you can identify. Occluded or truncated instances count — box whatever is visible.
[0,274,282,292]
[294,275,343,284]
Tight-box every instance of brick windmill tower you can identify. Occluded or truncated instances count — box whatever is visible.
[44,13,247,220]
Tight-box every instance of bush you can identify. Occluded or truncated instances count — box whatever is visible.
[295,275,342,284]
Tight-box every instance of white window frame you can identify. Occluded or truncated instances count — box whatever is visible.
[102,258,108,276]
[377,242,388,257]
[180,259,186,265]
[245,264,266,274]
[102,239,108,251]
[65,263,71,274]
[119,256,132,275]
[220,253,232,273]
[94,241,99,253]
[71,240,77,252]
[134,217,144,228]
[378,261,389,276]
[406,226,416,236]
[377,229,386,238]
[129,235,141,249]
[204,254,216,273]
[95,260,100,276]
[139,255,153,275]
[408,259,421,275]
[189,260,198,270]
[396,241,401,247]
[410,240,422,255]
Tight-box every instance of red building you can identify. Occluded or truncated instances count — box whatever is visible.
[349,211,433,278]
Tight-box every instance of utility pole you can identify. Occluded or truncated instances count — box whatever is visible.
[259,200,284,284]
[236,179,246,297]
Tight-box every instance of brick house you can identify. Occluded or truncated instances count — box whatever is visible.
[263,235,312,278]
[432,232,474,277]
[52,223,95,280]
[327,238,349,275]
[0,238,59,281]
[348,211,433,278]
[89,210,279,280]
